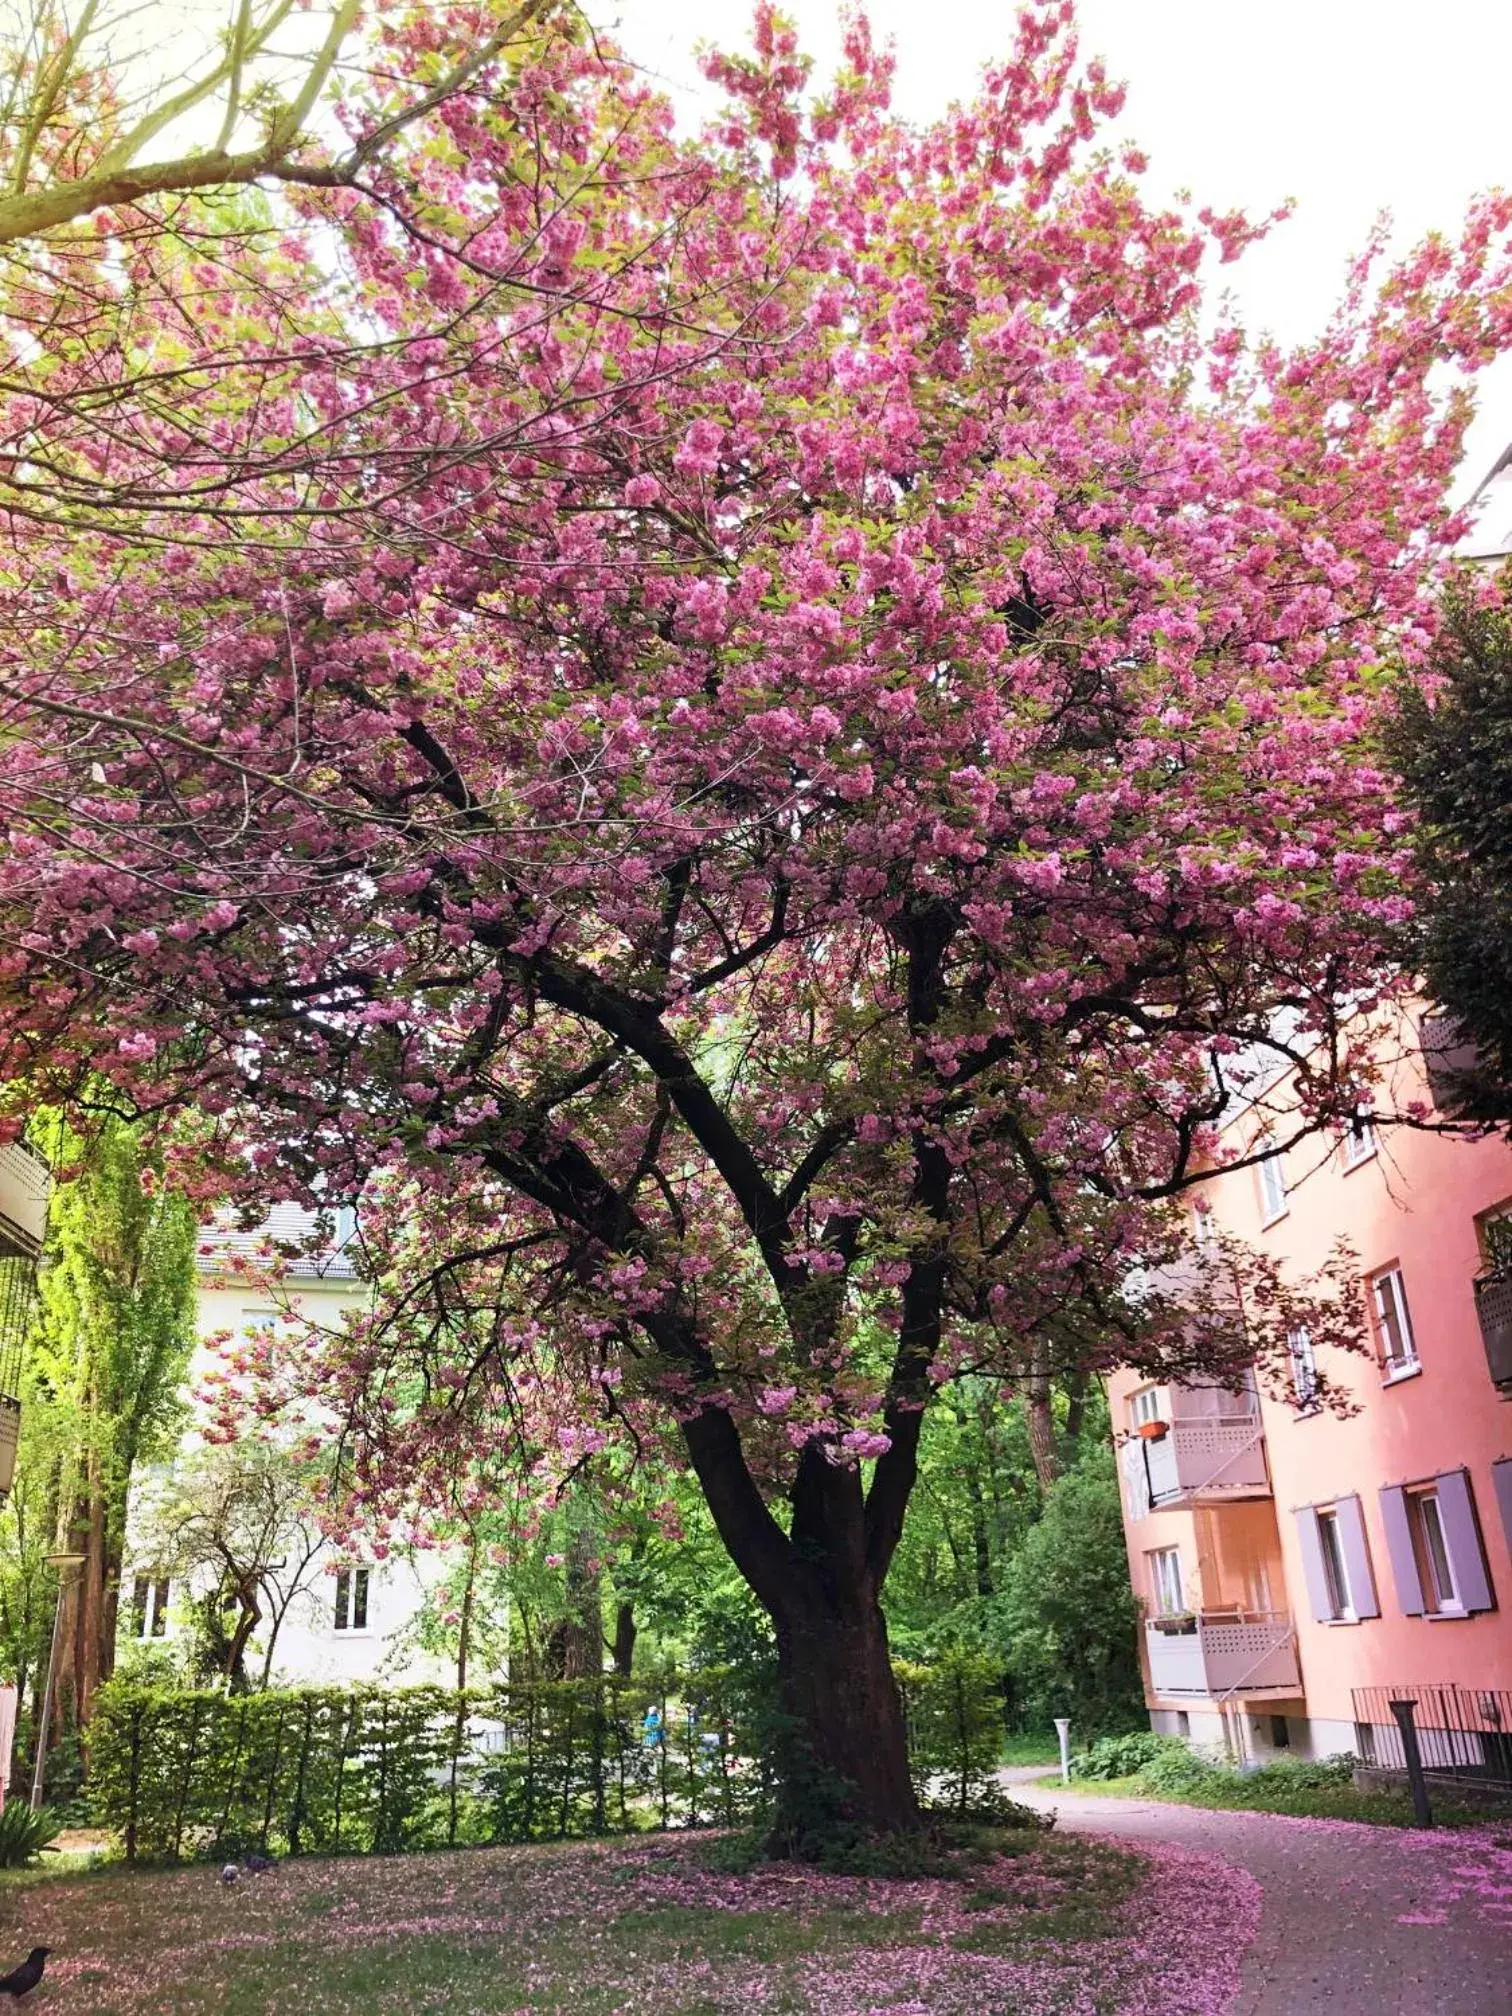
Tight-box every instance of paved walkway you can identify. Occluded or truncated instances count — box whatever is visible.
[1002,1769,1512,2015]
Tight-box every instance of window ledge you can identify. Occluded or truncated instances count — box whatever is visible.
[1423,1608,1468,1621]
[1292,1402,1323,1419]
[1341,1151,1377,1174]
[1320,1616,1361,1627]
[1381,1363,1422,1387]
[1260,1207,1290,1230]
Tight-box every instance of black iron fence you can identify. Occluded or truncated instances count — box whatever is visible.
[1352,1684,1512,1790]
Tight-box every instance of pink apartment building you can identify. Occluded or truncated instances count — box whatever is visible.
[1109,1009,1512,1769]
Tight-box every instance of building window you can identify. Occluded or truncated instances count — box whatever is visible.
[1192,1202,1216,1252]
[1316,1509,1355,1620]
[1148,1546,1185,1616]
[334,1566,371,1633]
[131,1575,170,1640]
[1287,1326,1319,1409]
[1256,1140,1287,1225]
[1370,1267,1418,1378]
[1341,1108,1377,1170]
[1408,1492,1462,1615]
[1479,1207,1512,1278]
[1129,1385,1167,1429]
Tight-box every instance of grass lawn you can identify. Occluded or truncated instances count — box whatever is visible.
[0,1822,1258,2015]
[1000,1733,1064,1767]
[1043,1770,1510,1829]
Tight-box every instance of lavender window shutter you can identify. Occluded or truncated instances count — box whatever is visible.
[1493,1458,1512,1560]
[1435,1469,1495,1614]
[1333,1495,1380,1618]
[1378,1486,1424,1616]
[1294,1508,1334,1622]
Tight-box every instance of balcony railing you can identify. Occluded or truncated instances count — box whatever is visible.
[0,1141,49,1260]
[1474,1274,1512,1393]
[1124,1417,1269,1515]
[1145,1612,1300,1700]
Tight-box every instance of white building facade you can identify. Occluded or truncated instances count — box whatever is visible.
[120,1205,458,1689]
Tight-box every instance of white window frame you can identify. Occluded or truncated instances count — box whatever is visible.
[1370,1267,1419,1379]
[1341,1108,1377,1171]
[1256,1140,1288,1225]
[1148,1546,1186,1617]
[1129,1385,1168,1429]
[1287,1326,1318,1409]
[1315,1509,1355,1621]
[1412,1492,1462,1615]
[334,1565,373,1635]
[1192,1201,1216,1252]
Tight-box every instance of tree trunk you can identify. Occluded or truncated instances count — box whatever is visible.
[259,1609,286,1691]
[554,1522,602,1678]
[456,1539,477,1693]
[768,1582,918,1849]
[678,1396,924,1852]
[224,1591,260,1689]
[1063,1368,1090,1451]
[610,1600,636,1678]
[1024,1341,1058,1491]
[75,1479,107,1723]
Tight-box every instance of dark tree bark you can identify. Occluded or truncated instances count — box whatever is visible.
[543,1523,603,1679]
[681,1417,921,1844]
[768,1582,916,1846]
[610,1600,636,1678]
[455,1535,479,1693]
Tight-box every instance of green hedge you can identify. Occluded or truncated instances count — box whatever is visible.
[89,1657,1000,1862]
[897,1649,1006,1813]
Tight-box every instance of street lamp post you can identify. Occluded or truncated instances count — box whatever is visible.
[29,1552,85,1813]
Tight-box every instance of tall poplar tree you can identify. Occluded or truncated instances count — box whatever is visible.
[33,1117,197,1727]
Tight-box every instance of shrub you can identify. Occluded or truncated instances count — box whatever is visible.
[88,1658,990,1862]
[1241,1753,1356,1793]
[1136,1744,1221,1794]
[898,1648,1005,1815]
[1070,1731,1182,1781]
[0,1803,60,1867]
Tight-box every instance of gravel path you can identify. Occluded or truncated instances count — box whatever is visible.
[1002,1770,1512,2015]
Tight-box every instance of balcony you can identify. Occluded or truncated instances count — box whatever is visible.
[1122,1416,1270,1515]
[1474,1274,1512,1393]
[1145,1612,1300,1700]
[0,1142,49,1260]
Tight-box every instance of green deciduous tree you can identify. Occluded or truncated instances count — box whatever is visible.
[996,1448,1144,1738]
[1391,577,1512,1119]
[30,1113,197,1729]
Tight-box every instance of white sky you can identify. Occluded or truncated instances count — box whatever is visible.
[608,0,1512,502]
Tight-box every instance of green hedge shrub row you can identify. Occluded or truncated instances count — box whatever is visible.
[89,1651,999,1862]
